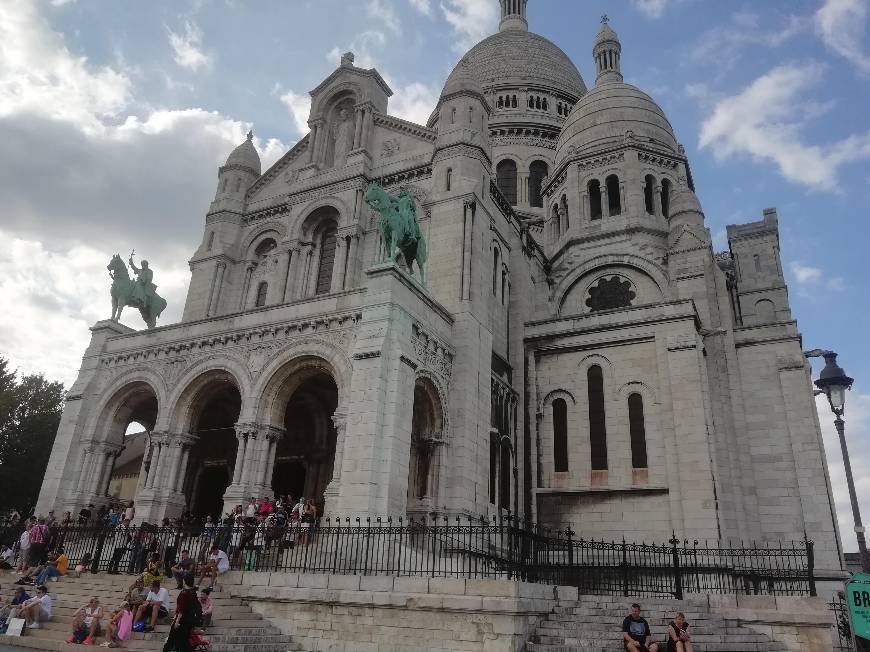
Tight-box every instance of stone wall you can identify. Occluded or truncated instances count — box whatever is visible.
[221,571,576,652]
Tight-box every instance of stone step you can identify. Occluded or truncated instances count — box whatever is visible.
[36,620,280,637]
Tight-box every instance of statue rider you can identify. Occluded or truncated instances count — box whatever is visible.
[396,187,416,225]
[128,255,154,310]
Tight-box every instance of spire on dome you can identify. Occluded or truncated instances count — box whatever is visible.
[246,129,253,141]
[593,15,623,85]
[499,0,528,32]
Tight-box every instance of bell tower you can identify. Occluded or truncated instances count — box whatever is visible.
[499,0,528,32]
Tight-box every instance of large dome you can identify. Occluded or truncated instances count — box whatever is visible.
[554,82,678,166]
[441,29,586,101]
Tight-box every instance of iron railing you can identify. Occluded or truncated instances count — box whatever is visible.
[0,517,816,598]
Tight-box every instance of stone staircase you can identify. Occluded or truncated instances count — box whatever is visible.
[527,595,790,652]
[0,571,307,652]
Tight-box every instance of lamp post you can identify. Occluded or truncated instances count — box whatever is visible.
[813,351,870,573]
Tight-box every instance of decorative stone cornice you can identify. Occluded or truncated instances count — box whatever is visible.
[637,150,679,171]
[288,177,368,207]
[246,134,310,197]
[372,112,436,142]
[577,151,625,171]
[242,203,289,226]
[379,164,432,189]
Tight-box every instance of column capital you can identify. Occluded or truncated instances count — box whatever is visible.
[262,425,286,442]
[234,422,260,439]
[337,224,361,240]
[148,431,171,445]
[308,118,325,128]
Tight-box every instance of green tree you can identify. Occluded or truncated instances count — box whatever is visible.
[0,356,64,518]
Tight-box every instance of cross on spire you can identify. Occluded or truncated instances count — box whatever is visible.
[601,14,609,24]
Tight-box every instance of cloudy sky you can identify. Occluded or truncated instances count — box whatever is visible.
[1,0,868,551]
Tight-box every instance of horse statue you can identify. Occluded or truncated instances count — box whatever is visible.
[364,182,427,285]
[107,253,167,329]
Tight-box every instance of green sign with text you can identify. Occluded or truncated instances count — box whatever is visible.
[847,580,870,640]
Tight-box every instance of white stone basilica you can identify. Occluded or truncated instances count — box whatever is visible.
[37,0,844,573]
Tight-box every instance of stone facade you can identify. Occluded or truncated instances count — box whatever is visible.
[37,2,842,573]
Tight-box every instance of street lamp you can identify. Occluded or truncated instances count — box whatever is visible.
[813,351,870,573]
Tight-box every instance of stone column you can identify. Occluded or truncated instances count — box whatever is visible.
[345,232,359,289]
[307,121,321,165]
[231,432,248,485]
[258,427,284,494]
[146,439,164,489]
[207,261,226,317]
[174,445,191,493]
[602,185,610,218]
[75,448,94,495]
[239,429,260,488]
[654,184,664,217]
[322,412,347,513]
[330,237,347,294]
[361,107,374,151]
[461,200,475,301]
[238,264,254,310]
[352,107,364,150]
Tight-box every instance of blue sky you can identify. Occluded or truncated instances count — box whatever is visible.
[0,0,868,551]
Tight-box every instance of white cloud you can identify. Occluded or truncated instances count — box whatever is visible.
[367,0,401,33]
[691,12,809,64]
[631,0,669,19]
[408,0,431,16]
[440,0,498,53]
[49,0,76,5]
[790,262,823,284]
[0,1,131,133]
[387,80,439,125]
[816,0,870,73]
[166,20,211,72]
[815,390,870,554]
[276,88,312,137]
[696,63,870,191]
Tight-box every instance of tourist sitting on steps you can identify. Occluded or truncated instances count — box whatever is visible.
[67,596,103,644]
[171,550,195,589]
[198,545,229,589]
[10,584,52,630]
[134,579,169,633]
[198,587,214,627]
[622,603,659,652]
[140,552,163,587]
[35,547,68,584]
[100,602,134,648]
[0,545,14,569]
[0,587,31,629]
[666,612,693,652]
[125,577,149,611]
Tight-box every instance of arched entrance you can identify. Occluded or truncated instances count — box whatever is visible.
[182,378,241,518]
[407,377,444,517]
[95,382,159,503]
[270,369,338,511]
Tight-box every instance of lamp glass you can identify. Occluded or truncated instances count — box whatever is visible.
[828,384,847,412]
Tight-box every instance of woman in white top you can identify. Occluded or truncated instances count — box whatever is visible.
[123,502,135,522]
[69,597,103,644]
[15,529,30,572]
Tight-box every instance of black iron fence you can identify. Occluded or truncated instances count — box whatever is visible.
[0,517,816,598]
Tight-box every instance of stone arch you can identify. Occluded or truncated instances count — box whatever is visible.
[89,376,162,447]
[164,356,250,434]
[240,224,286,259]
[310,82,361,122]
[252,343,352,427]
[290,197,350,238]
[616,380,659,405]
[414,369,449,442]
[539,388,576,413]
[553,253,670,312]
[577,353,615,385]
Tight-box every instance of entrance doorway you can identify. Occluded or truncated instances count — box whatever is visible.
[184,379,241,518]
[271,370,337,511]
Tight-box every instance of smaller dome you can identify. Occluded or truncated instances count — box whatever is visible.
[554,83,678,166]
[440,61,484,99]
[225,131,261,174]
[594,21,620,48]
[669,186,703,218]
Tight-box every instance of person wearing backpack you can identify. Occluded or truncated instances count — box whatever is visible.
[163,574,199,652]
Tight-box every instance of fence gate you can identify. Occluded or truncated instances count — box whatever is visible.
[830,594,853,652]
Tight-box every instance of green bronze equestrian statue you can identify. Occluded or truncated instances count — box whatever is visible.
[364,182,427,285]
[107,252,167,329]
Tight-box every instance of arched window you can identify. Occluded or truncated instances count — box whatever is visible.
[497,96,504,109]
[528,160,548,208]
[753,254,761,272]
[511,95,517,108]
[492,247,500,296]
[206,231,215,251]
[221,178,228,193]
[542,97,548,111]
[553,398,568,472]
[499,441,511,509]
[535,96,541,109]
[254,237,277,258]
[588,365,607,471]
[606,174,621,215]
[315,224,337,295]
[528,96,534,109]
[644,175,656,215]
[628,393,648,469]
[255,281,268,307]
[234,177,241,192]
[496,159,518,206]
[588,180,602,220]
[661,179,672,218]
[489,437,498,505]
[501,269,507,305]
[451,107,456,124]
[446,168,452,191]
[468,106,474,123]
